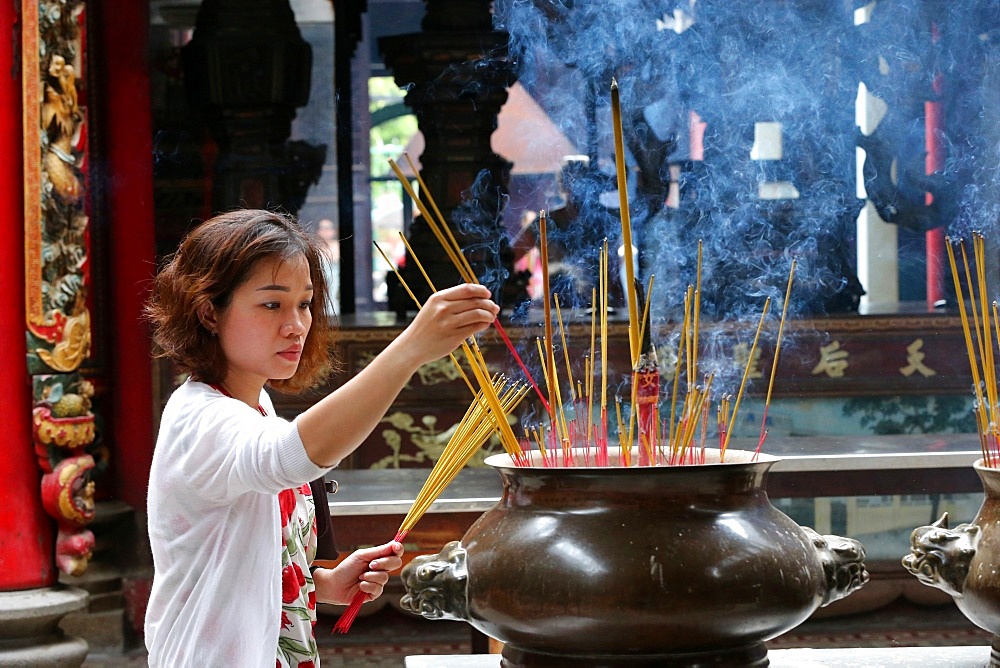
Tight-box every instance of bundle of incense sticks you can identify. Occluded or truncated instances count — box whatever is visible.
[332,374,527,633]
[390,379,531,544]
[946,233,1000,467]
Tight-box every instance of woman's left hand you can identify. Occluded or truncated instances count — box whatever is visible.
[313,541,404,605]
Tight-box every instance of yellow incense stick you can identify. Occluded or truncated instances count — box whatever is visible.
[388,159,473,283]
[626,366,639,457]
[764,260,796,407]
[693,241,703,384]
[467,338,523,455]
[381,234,521,459]
[398,378,527,533]
[533,334,569,449]
[373,240,475,397]
[960,240,986,374]
[679,384,711,459]
[946,237,989,459]
[554,294,576,403]
[600,241,609,413]
[668,289,690,452]
[610,79,640,365]
[973,236,996,421]
[685,285,695,391]
[587,286,597,445]
[403,152,479,284]
[635,275,655,359]
[615,397,631,466]
[721,298,771,457]
[539,211,556,420]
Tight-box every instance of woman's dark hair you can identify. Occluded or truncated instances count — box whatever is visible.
[145,209,339,393]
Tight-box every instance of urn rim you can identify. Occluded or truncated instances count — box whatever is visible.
[484,446,778,470]
[973,458,1000,473]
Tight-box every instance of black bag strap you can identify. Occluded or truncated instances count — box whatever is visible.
[310,476,339,561]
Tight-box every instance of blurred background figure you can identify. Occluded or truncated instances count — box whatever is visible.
[316,218,340,316]
[510,209,541,302]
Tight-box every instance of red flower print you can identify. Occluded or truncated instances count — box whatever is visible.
[281,611,292,629]
[299,483,311,496]
[307,590,316,610]
[297,662,315,668]
[281,564,302,603]
[278,489,296,527]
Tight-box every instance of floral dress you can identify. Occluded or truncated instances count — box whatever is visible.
[277,483,320,668]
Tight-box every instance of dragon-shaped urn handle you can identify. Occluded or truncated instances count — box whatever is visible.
[802,527,870,606]
[902,512,981,598]
[399,540,469,621]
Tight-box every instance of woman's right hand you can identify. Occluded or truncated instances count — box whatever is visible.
[297,283,499,467]
[400,283,499,367]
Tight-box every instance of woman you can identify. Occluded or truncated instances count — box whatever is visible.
[143,209,498,666]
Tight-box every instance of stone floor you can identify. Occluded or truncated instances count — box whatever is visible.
[81,600,474,668]
[80,597,992,667]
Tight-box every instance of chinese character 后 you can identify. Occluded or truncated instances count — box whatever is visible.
[811,341,849,378]
[732,342,764,379]
[899,338,936,378]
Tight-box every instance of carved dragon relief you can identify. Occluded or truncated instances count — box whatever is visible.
[352,350,477,389]
[370,411,505,469]
[24,0,97,576]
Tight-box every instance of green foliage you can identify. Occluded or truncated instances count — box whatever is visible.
[369,76,417,187]
[842,394,977,434]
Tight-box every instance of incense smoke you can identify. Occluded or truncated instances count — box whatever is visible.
[492,0,1000,325]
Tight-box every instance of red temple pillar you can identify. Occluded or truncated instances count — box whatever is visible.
[0,0,88,663]
[91,1,158,641]
[0,0,54,591]
[92,0,156,512]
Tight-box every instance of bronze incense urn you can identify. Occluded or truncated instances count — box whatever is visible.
[401,448,869,667]
[903,459,1000,666]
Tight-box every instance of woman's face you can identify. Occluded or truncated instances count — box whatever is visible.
[215,254,313,394]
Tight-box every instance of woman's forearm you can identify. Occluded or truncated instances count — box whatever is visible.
[296,332,423,466]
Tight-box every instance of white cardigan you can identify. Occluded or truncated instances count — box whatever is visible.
[145,380,334,667]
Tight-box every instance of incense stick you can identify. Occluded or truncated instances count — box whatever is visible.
[610,79,640,365]
[600,240,610,465]
[756,260,796,455]
[945,237,990,463]
[586,287,597,455]
[555,294,576,404]
[539,211,557,423]
[693,241,703,388]
[721,298,771,459]
[374,240,475,397]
